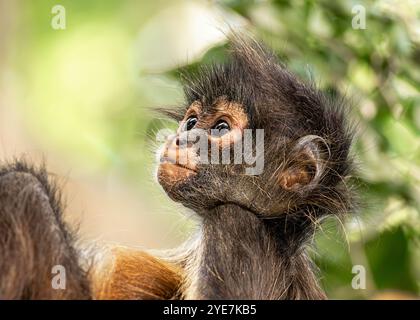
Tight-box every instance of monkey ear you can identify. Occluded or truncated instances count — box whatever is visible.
[278,135,329,191]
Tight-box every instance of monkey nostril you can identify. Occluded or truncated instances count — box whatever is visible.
[175,137,180,146]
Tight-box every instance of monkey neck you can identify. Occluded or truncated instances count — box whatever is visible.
[189,203,325,299]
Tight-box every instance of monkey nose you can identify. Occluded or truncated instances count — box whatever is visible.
[171,135,191,150]
[175,133,192,148]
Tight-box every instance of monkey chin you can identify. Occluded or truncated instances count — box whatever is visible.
[157,162,197,191]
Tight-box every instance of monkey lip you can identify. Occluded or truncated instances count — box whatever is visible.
[159,160,198,173]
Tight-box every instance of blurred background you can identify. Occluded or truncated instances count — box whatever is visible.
[0,0,418,299]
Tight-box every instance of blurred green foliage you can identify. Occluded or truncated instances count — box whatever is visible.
[8,0,420,298]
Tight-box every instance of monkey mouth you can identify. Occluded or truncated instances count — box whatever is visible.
[157,162,197,192]
[159,147,199,173]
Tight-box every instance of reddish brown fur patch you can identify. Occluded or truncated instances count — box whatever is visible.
[93,248,184,300]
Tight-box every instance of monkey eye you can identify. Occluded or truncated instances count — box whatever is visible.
[211,120,230,136]
[184,116,198,131]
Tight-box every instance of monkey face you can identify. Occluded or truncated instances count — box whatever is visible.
[157,98,251,210]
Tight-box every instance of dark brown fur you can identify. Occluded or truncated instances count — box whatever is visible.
[188,204,326,299]
[0,161,90,299]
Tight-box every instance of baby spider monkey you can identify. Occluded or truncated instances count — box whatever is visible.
[0,36,354,299]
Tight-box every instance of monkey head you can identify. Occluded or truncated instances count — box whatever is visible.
[157,37,354,220]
